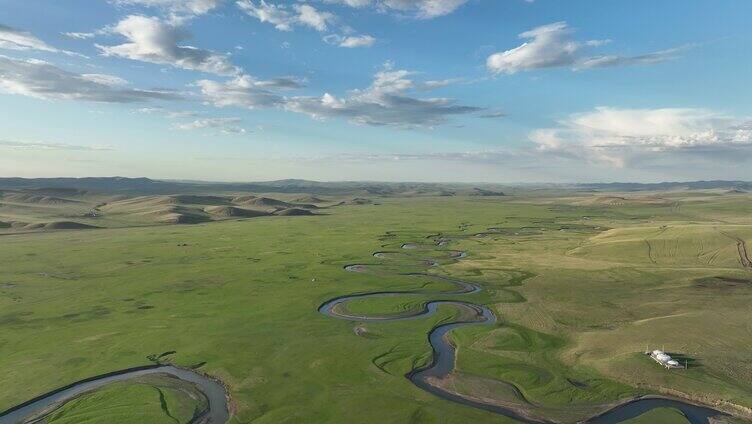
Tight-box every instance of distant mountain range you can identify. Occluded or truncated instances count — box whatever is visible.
[0,177,459,196]
[578,180,752,191]
[0,177,163,192]
[0,177,749,195]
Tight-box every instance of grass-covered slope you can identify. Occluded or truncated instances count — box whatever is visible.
[570,225,752,268]
[0,190,331,234]
[40,375,207,424]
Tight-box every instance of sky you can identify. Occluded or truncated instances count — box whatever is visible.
[1,0,751,183]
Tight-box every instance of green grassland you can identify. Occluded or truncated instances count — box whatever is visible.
[41,375,207,424]
[1,190,752,423]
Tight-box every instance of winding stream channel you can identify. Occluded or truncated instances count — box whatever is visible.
[319,237,729,424]
[0,365,228,424]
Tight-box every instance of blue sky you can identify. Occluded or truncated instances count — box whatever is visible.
[1,0,751,182]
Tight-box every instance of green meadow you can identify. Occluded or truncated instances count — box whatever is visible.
[42,375,207,424]
[1,191,752,423]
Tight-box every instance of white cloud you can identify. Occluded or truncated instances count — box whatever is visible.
[324,34,376,48]
[391,0,469,19]
[530,107,752,166]
[295,4,335,31]
[487,22,579,74]
[196,74,300,108]
[237,1,293,30]
[111,0,224,21]
[63,32,96,40]
[98,15,239,76]
[487,22,683,74]
[0,139,113,151]
[0,24,58,52]
[134,105,245,133]
[0,55,178,102]
[480,111,506,119]
[237,1,335,32]
[135,106,165,114]
[198,65,478,128]
[252,76,305,89]
[79,73,129,86]
[134,106,198,118]
[324,0,468,19]
[284,67,479,127]
[576,46,687,70]
[173,117,246,134]
[418,78,462,90]
[0,24,83,57]
[302,149,524,164]
[324,0,371,7]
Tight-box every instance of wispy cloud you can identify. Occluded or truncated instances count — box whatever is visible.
[324,0,469,19]
[479,111,506,119]
[0,55,179,102]
[0,139,113,151]
[136,107,198,118]
[323,34,376,48]
[284,68,479,128]
[196,74,298,108]
[134,106,246,134]
[0,24,85,57]
[63,31,97,40]
[111,0,225,22]
[172,117,247,134]
[487,22,686,74]
[575,45,690,69]
[297,149,527,164]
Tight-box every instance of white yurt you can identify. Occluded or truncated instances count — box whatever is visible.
[656,353,672,362]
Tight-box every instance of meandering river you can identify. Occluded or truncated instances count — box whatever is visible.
[0,365,228,424]
[319,239,728,424]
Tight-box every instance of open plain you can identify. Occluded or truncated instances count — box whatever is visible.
[1,180,751,423]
